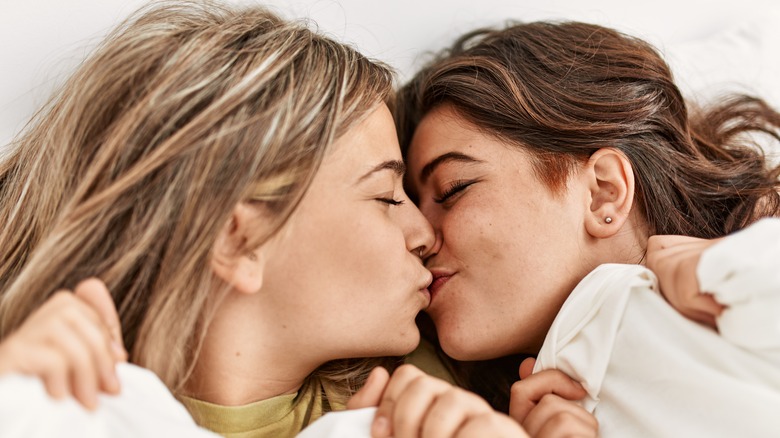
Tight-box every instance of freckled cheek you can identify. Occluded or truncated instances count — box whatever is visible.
[443,207,505,264]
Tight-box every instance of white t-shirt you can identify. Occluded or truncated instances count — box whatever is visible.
[0,362,217,438]
[534,218,780,437]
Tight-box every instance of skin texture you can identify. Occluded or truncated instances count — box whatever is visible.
[255,103,434,359]
[645,234,725,328]
[0,279,125,410]
[0,104,437,410]
[352,102,645,438]
[405,104,648,360]
[352,364,530,438]
[350,362,597,438]
[185,102,437,405]
[510,358,596,436]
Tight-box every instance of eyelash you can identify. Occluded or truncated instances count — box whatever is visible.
[434,179,475,204]
[377,197,405,206]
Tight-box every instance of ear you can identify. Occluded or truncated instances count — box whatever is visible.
[211,203,267,294]
[582,148,635,239]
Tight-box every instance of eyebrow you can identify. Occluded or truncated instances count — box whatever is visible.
[420,152,483,183]
[357,160,406,183]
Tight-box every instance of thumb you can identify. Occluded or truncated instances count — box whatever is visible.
[346,367,390,410]
[509,369,587,423]
[519,357,536,380]
[75,278,127,361]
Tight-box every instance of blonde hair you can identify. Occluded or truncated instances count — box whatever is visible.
[0,0,394,397]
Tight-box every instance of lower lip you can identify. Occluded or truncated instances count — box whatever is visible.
[429,275,452,303]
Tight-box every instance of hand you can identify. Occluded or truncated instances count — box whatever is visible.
[362,364,528,438]
[0,278,126,410]
[510,358,597,437]
[347,366,390,410]
[646,234,725,328]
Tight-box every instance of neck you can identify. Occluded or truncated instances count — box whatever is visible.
[619,212,651,265]
[183,290,321,406]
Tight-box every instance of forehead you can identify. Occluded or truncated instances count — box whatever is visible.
[409,106,479,156]
[407,105,521,172]
[322,103,402,178]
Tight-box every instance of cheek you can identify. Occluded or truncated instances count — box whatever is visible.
[314,212,414,308]
[434,196,583,356]
[441,196,519,264]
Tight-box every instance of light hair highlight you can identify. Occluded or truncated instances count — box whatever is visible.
[0,1,394,401]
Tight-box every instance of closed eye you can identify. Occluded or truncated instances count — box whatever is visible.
[377,197,405,206]
[434,179,477,204]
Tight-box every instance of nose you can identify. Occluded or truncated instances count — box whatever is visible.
[416,198,443,261]
[401,198,436,260]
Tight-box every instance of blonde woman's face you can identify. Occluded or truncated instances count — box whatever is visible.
[259,104,434,360]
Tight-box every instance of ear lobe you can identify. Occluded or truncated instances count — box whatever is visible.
[211,203,266,294]
[583,148,635,239]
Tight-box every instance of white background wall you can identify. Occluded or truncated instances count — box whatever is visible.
[1,0,778,148]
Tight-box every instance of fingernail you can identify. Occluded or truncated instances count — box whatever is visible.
[372,415,389,437]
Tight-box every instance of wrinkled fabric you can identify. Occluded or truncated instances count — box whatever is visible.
[0,363,217,437]
[535,219,780,437]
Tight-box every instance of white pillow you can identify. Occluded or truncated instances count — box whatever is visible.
[661,9,780,164]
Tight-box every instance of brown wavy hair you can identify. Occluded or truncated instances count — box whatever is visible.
[0,0,395,402]
[397,21,780,240]
[396,20,780,410]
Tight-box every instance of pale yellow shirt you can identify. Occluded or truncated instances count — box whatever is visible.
[181,340,453,437]
[182,379,336,438]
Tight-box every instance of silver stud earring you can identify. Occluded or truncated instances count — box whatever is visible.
[605,217,613,224]
[418,248,424,258]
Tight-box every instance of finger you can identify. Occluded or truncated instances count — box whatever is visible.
[684,306,719,329]
[522,394,595,436]
[693,293,726,318]
[372,364,428,438]
[648,247,699,301]
[64,306,121,395]
[421,388,491,438]
[32,347,72,401]
[347,367,390,410]
[455,412,528,438]
[519,357,536,380]
[47,322,100,410]
[646,237,709,271]
[48,295,121,394]
[74,278,126,360]
[393,375,453,438]
[647,234,707,253]
[509,370,586,423]
[8,339,72,400]
[534,411,598,438]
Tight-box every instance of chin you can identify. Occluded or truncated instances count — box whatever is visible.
[439,332,503,361]
[439,337,481,361]
[359,329,420,358]
[388,330,421,356]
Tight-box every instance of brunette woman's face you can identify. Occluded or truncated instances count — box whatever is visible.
[259,103,434,360]
[406,105,595,360]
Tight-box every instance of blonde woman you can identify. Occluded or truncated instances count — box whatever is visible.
[0,2,528,436]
